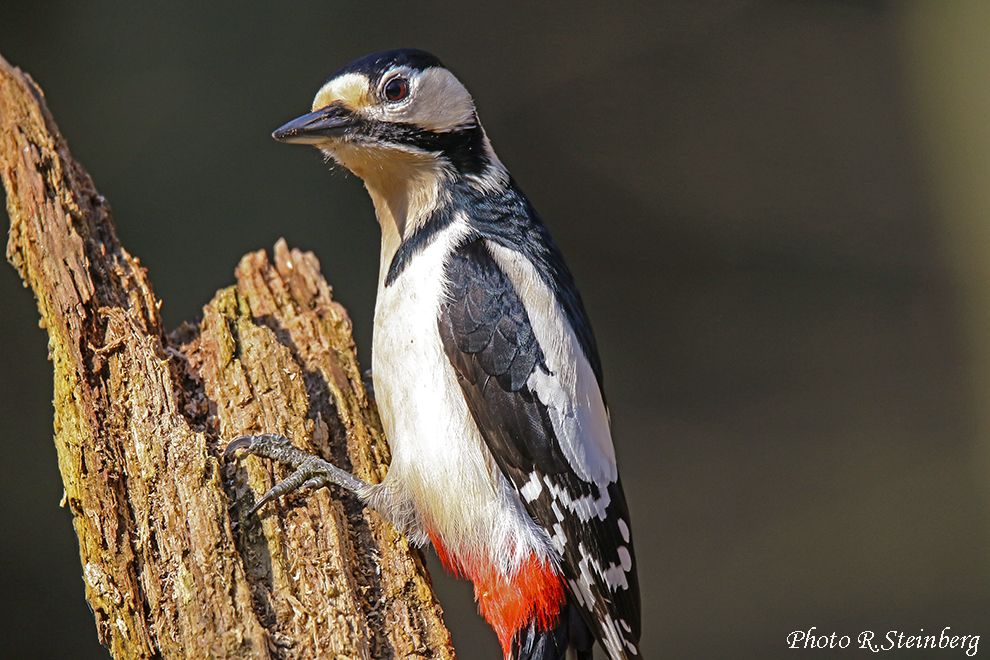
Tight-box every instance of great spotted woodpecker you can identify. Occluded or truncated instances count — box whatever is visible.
[226,48,641,659]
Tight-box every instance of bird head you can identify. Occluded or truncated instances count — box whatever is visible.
[274,48,498,182]
[274,49,507,246]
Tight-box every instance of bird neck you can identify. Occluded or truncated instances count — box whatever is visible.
[355,156,453,284]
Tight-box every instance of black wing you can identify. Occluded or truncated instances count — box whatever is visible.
[438,238,641,659]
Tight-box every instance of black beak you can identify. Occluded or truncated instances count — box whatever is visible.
[272,102,356,144]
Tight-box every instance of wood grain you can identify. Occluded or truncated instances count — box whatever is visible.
[1,52,455,660]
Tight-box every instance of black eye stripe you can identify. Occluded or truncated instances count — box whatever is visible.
[383,76,409,102]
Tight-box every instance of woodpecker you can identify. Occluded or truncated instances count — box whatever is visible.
[226,48,641,660]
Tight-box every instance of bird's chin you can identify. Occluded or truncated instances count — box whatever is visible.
[319,147,343,165]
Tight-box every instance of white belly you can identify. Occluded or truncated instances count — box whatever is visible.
[370,221,549,575]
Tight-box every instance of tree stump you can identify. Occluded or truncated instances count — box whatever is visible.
[1,52,455,660]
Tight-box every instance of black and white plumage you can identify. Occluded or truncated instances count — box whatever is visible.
[230,48,641,659]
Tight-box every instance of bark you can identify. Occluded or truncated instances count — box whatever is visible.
[1,53,455,660]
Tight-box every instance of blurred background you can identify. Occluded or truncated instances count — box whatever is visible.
[2,1,989,658]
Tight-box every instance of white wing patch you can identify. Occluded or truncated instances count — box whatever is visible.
[573,545,639,658]
[550,523,567,554]
[486,242,617,486]
[519,471,544,503]
[542,474,611,522]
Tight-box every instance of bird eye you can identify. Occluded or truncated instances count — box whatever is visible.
[383,76,409,102]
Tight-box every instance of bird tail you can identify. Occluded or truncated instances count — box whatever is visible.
[510,599,594,660]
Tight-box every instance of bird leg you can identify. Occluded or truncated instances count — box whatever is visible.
[224,433,371,515]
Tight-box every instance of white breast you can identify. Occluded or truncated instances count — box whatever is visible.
[369,217,550,576]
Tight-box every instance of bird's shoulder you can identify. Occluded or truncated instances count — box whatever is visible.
[451,178,603,385]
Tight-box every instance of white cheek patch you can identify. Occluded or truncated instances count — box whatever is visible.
[407,67,476,132]
[364,66,476,133]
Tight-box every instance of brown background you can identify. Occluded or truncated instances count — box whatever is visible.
[1,1,988,658]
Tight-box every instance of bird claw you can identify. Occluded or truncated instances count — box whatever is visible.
[224,433,370,513]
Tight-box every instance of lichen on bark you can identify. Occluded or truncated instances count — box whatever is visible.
[1,52,455,660]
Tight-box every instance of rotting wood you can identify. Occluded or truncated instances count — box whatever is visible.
[1,52,455,660]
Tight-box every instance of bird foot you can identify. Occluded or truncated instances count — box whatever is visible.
[224,433,370,514]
